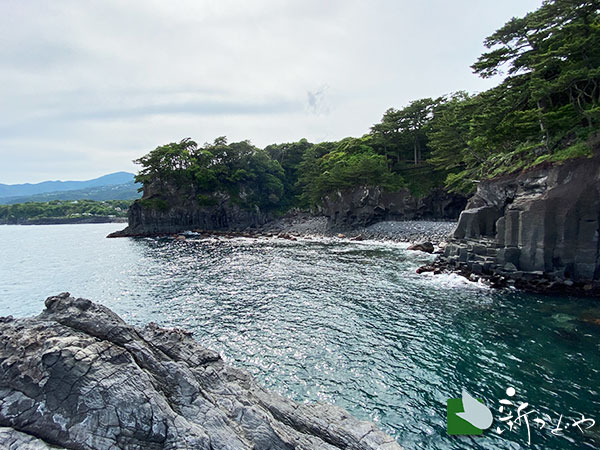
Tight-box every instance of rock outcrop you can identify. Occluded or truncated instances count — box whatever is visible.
[110,181,271,237]
[443,154,600,294]
[0,293,401,450]
[321,186,466,229]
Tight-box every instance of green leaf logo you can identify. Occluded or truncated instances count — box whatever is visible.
[447,390,493,435]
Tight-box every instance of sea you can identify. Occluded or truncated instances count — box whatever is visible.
[0,223,598,449]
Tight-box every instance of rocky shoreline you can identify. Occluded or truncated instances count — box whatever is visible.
[109,213,456,246]
[108,152,600,299]
[417,258,600,297]
[0,293,401,450]
[107,212,600,297]
[427,154,600,298]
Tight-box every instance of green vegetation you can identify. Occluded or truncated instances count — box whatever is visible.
[134,0,599,211]
[429,0,600,192]
[0,200,131,223]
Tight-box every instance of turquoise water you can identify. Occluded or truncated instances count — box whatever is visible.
[0,223,598,449]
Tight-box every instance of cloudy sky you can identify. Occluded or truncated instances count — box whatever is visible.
[1,0,543,184]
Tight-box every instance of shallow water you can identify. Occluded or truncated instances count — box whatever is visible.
[1,223,599,449]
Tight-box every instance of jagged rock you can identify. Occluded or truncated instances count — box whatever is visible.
[0,427,63,449]
[321,186,467,229]
[109,182,272,237]
[407,242,434,253]
[416,264,435,274]
[0,293,401,450]
[445,152,600,290]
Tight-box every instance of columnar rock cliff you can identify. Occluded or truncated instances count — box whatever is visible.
[321,187,466,229]
[111,181,271,236]
[0,293,400,450]
[443,155,600,292]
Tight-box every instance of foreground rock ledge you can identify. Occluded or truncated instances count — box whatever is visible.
[0,293,401,450]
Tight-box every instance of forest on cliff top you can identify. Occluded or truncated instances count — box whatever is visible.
[134,0,600,213]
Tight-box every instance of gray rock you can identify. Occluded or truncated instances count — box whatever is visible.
[110,182,272,236]
[321,186,466,229]
[0,293,401,450]
[471,263,483,274]
[0,427,64,449]
[407,241,435,253]
[447,153,600,284]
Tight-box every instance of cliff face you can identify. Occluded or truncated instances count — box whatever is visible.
[0,293,401,450]
[444,155,600,289]
[321,186,466,229]
[113,181,271,236]
[113,179,466,236]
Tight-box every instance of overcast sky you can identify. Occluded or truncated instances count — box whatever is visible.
[0,0,544,184]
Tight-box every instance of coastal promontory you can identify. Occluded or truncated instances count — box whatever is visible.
[0,293,400,450]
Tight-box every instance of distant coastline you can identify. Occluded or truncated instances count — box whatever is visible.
[1,216,127,225]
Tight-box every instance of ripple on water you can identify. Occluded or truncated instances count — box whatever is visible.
[0,223,599,450]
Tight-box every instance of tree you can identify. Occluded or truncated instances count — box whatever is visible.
[473,0,600,142]
[265,138,314,208]
[371,98,437,166]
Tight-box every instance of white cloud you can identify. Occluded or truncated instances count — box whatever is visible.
[0,0,544,183]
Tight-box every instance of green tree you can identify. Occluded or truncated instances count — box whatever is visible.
[371,98,437,166]
[473,0,600,143]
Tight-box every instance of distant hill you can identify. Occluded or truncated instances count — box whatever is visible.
[0,172,135,199]
[0,181,141,204]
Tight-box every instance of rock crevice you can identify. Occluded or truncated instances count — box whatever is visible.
[321,186,466,229]
[443,154,600,293]
[0,293,401,450]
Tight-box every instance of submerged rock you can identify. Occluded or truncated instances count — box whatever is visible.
[0,293,401,450]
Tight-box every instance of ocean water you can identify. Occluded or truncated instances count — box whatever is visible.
[0,223,598,449]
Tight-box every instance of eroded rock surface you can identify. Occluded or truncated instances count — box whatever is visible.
[443,153,600,294]
[0,293,400,450]
[321,186,466,229]
[110,181,272,237]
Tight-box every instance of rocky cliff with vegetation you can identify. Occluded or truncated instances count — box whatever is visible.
[321,187,465,229]
[0,293,400,450]
[114,1,599,244]
[442,149,600,294]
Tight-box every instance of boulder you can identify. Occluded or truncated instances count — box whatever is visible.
[0,293,400,450]
[407,242,435,253]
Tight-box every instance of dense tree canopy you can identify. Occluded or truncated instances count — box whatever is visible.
[427,0,600,192]
[135,138,287,211]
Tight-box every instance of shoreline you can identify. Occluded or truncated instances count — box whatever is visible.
[108,213,457,245]
[417,258,600,299]
[106,214,600,298]
[1,216,127,225]
[0,293,400,449]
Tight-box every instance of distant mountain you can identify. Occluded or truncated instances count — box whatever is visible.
[0,181,141,204]
[0,172,135,199]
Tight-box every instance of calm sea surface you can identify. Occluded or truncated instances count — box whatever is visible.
[0,223,598,449]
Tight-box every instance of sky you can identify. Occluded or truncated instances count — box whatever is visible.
[0,0,544,184]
